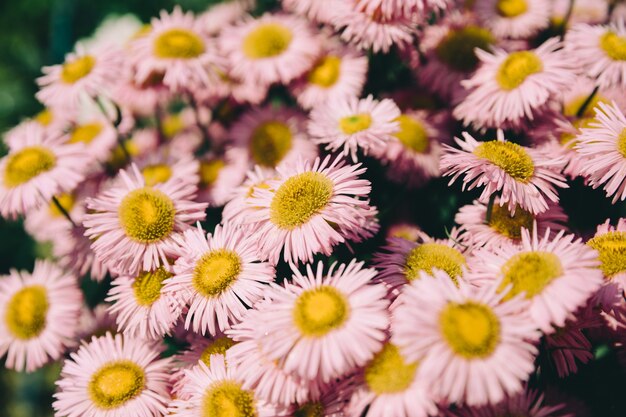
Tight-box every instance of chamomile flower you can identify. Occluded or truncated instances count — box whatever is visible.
[308,95,400,162]
[53,333,172,417]
[474,0,551,39]
[586,218,626,308]
[441,131,568,215]
[0,260,82,372]
[392,270,540,406]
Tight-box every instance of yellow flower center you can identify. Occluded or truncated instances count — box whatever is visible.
[293,286,349,337]
[61,55,96,84]
[499,251,563,299]
[193,249,242,298]
[242,23,293,59]
[5,285,48,340]
[496,0,528,17]
[473,140,535,182]
[88,361,145,409]
[404,243,466,283]
[435,25,495,72]
[339,113,372,135]
[488,204,534,240]
[202,381,256,417]
[142,164,173,187]
[200,336,237,367]
[118,187,176,243]
[162,114,184,138]
[154,29,205,59]
[34,109,53,126]
[3,146,56,188]
[49,193,76,218]
[199,159,225,187]
[364,343,418,394]
[294,402,324,417]
[394,115,430,153]
[600,31,626,61]
[496,51,543,90]
[440,302,501,358]
[308,55,341,87]
[132,266,172,306]
[68,122,103,144]
[587,231,626,278]
[249,121,293,167]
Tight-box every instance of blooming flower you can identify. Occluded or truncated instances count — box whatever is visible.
[474,0,551,39]
[586,218,626,308]
[196,148,249,206]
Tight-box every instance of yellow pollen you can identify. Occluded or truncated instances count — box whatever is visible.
[600,31,626,61]
[242,23,293,59]
[118,187,176,243]
[496,0,528,17]
[440,302,501,358]
[202,381,256,417]
[61,55,95,84]
[249,121,293,167]
[5,285,49,340]
[293,286,349,337]
[200,336,236,367]
[394,115,430,153]
[474,140,535,182]
[404,242,466,283]
[364,343,418,394]
[587,231,626,278]
[34,109,53,126]
[294,402,324,417]
[132,266,172,306]
[499,251,563,299]
[3,146,56,188]
[308,55,341,87]
[162,114,184,138]
[496,51,543,90]
[199,159,225,187]
[269,171,333,230]
[154,29,205,59]
[435,25,495,72]
[193,249,242,298]
[488,204,534,240]
[88,361,145,409]
[339,113,372,135]
[142,164,173,186]
[49,193,76,218]
[68,122,103,144]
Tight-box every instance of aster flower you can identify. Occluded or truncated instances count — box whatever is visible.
[454,38,577,128]
[219,13,321,86]
[468,227,603,332]
[163,222,274,336]
[83,164,208,275]
[474,0,551,39]
[441,131,568,215]
[244,156,376,264]
[135,150,200,188]
[0,260,82,372]
[308,95,400,162]
[130,6,224,92]
[196,148,248,206]
[392,270,540,406]
[53,333,172,417]
[0,123,90,219]
[586,218,626,308]
[62,114,118,164]
[253,260,390,382]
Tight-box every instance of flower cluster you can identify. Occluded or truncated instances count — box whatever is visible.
[1,1,626,417]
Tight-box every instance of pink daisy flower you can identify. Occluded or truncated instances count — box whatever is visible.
[163,222,274,336]
[229,105,318,169]
[586,218,626,308]
[219,13,321,86]
[575,101,626,203]
[0,123,90,219]
[135,150,200,188]
[474,0,551,39]
[440,131,568,215]
[221,165,277,224]
[244,156,377,264]
[392,270,540,406]
[53,333,172,417]
[468,227,603,332]
[0,260,82,372]
[83,164,207,275]
[196,147,248,206]
[454,38,577,128]
[130,6,224,92]
[308,95,400,162]
[36,44,122,110]
[62,113,118,164]
[252,260,390,382]
[169,355,286,417]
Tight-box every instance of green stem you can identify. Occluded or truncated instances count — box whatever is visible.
[576,85,599,118]
[559,0,576,40]
[485,194,497,224]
